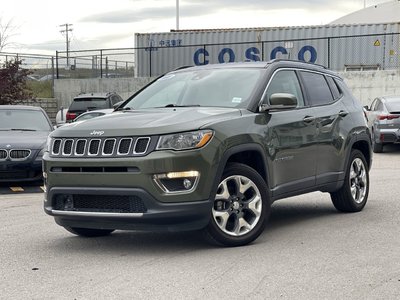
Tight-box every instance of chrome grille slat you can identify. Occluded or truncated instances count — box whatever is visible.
[102,139,116,156]
[134,137,151,154]
[51,137,152,158]
[62,139,74,156]
[118,138,132,155]
[88,139,101,156]
[75,139,87,156]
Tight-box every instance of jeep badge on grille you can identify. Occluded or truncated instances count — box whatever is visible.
[90,130,105,136]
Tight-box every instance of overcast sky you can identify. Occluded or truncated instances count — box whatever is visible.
[0,0,391,55]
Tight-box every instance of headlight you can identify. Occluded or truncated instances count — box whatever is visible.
[156,130,213,151]
[46,136,52,152]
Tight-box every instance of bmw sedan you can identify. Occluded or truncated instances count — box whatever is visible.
[0,105,53,182]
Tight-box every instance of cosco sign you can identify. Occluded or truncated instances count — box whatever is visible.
[193,46,317,65]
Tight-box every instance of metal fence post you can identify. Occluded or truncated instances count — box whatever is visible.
[100,50,103,78]
[327,37,331,69]
[149,47,152,77]
[56,51,59,79]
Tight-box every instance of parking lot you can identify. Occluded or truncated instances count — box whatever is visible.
[0,146,399,299]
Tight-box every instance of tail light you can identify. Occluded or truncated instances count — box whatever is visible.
[66,112,77,121]
[377,114,400,120]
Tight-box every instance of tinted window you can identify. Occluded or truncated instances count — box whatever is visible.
[300,71,333,106]
[0,109,52,131]
[326,76,341,100]
[69,98,109,111]
[265,70,304,107]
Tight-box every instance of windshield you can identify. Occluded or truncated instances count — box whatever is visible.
[0,109,52,131]
[69,98,108,111]
[124,68,264,109]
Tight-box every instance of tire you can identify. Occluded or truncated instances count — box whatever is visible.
[64,227,115,237]
[204,163,270,247]
[330,149,369,212]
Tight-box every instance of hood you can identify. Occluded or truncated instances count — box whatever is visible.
[0,130,49,149]
[52,107,242,137]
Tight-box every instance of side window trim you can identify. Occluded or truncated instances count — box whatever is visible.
[259,68,306,109]
[326,75,343,101]
[298,70,337,108]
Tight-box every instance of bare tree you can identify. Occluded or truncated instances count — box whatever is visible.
[0,17,15,51]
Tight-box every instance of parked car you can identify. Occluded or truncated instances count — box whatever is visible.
[65,92,123,122]
[0,105,53,182]
[365,95,400,153]
[73,109,114,122]
[44,60,372,246]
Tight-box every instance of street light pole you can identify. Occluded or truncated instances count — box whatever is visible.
[176,0,180,30]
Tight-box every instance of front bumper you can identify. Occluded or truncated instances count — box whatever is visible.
[0,159,42,182]
[44,187,213,232]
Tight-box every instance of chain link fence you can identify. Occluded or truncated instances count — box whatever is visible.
[2,32,399,79]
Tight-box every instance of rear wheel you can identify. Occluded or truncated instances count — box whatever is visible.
[64,227,115,237]
[330,149,369,212]
[205,163,270,247]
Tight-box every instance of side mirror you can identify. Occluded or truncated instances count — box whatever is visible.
[260,93,298,112]
[363,105,370,111]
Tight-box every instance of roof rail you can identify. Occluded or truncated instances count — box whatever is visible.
[270,59,327,69]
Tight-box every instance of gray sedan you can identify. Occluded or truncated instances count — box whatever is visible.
[365,95,400,153]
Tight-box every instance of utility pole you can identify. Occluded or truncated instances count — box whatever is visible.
[59,23,73,67]
[176,0,179,30]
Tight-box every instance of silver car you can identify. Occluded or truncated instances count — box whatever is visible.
[366,95,400,153]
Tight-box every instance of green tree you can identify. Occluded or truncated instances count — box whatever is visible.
[0,59,33,105]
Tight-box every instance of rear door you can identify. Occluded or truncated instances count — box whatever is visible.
[299,71,350,185]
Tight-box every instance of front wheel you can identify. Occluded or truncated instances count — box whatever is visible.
[204,163,270,247]
[330,149,369,212]
[64,227,115,237]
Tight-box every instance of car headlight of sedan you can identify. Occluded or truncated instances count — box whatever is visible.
[156,130,213,151]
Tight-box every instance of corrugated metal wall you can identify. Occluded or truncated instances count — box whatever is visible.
[135,23,400,76]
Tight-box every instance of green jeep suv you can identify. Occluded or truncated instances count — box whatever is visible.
[43,60,372,246]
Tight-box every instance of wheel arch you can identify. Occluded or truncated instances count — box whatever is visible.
[212,144,270,196]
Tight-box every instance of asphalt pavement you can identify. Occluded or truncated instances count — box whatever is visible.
[0,146,399,299]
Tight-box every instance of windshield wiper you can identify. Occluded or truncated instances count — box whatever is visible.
[10,128,37,131]
[116,106,133,111]
[163,104,200,108]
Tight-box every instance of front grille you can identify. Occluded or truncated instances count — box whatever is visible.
[10,149,31,159]
[0,149,31,160]
[50,136,154,158]
[54,194,147,213]
[0,150,7,160]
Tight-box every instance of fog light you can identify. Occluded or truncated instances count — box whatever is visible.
[153,171,200,193]
[183,179,192,190]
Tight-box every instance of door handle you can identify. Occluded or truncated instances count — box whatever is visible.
[339,110,348,117]
[303,116,315,123]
